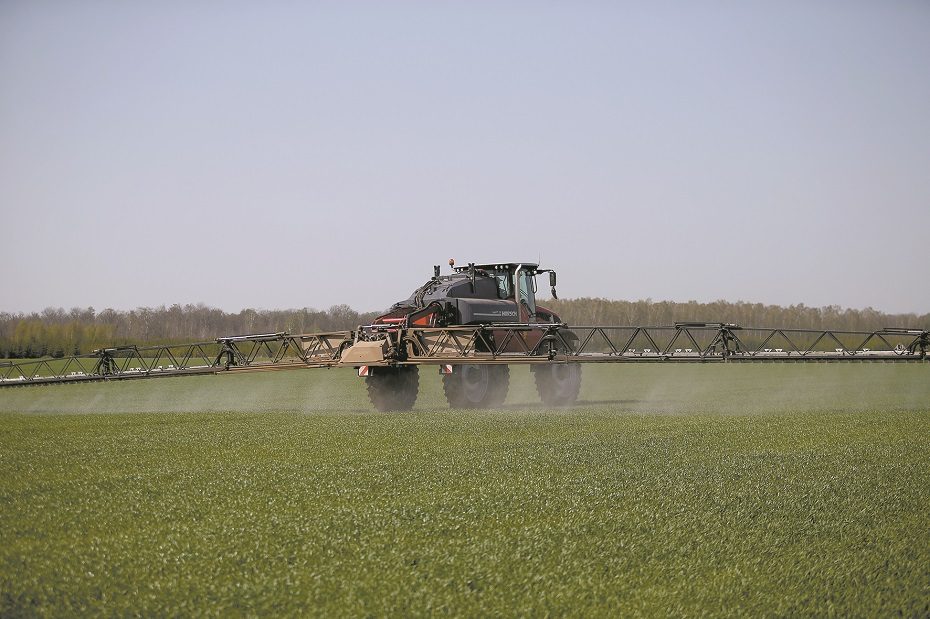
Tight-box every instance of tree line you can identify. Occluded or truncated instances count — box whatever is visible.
[0,304,379,358]
[545,298,930,333]
[1,299,927,359]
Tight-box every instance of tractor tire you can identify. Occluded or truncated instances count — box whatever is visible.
[366,366,419,412]
[533,363,581,407]
[443,364,509,409]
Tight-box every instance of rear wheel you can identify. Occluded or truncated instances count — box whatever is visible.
[443,364,509,408]
[366,366,419,412]
[533,363,581,406]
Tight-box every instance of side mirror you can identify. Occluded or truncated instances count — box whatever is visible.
[548,271,557,287]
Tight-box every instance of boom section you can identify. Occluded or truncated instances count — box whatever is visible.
[1,323,927,387]
[0,331,352,386]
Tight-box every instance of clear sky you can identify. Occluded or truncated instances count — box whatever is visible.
[2,1,928,315]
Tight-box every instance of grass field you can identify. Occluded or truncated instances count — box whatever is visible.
[1,365,929,616]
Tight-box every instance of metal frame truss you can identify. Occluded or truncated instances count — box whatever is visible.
[1,323,927,387]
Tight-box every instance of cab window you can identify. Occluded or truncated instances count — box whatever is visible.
[517,271,536,315]
[493,270,512,299]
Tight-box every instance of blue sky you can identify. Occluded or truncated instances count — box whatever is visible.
[2,1,928,314]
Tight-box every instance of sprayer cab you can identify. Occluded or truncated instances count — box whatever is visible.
[374,261,561,328]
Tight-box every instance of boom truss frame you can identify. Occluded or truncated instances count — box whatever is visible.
[1,323,927,387]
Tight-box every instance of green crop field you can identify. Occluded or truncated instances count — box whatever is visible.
[1,364,929,616]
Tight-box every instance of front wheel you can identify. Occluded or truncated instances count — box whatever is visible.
[443,364,509,408]
[533,363,581,407]
[366,366,419,412]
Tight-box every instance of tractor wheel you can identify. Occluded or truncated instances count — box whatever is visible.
[443,364,509,408]
[533,363,581,407]
[366,366,419,412]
